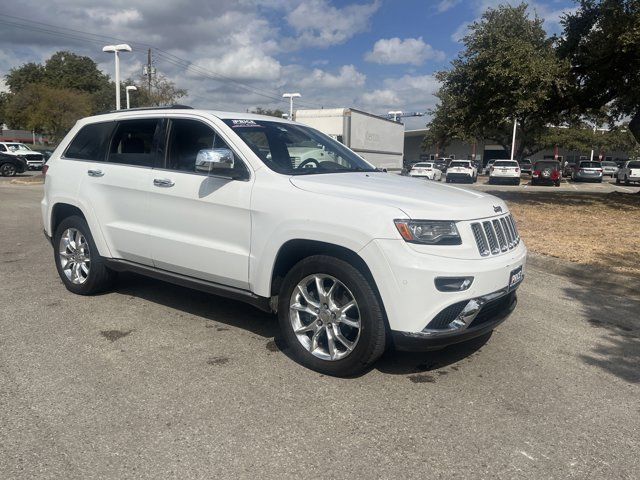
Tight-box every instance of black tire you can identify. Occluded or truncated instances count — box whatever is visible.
[625,176,630,186]
[53,215,116,295]
[277,255,386,377]
[445,178,450,183]
[616,176,620,184]
[0,162,17,177]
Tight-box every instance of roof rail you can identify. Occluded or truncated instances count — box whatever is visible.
[97,104,194,115]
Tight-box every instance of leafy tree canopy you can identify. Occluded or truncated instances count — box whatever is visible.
[251,107,286,118]
[558,0,640,141]
[429,3,568,159]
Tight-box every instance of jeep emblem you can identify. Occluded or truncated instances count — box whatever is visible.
[493,205,503,213]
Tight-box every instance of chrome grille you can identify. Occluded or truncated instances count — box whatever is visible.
[472,214,520,257]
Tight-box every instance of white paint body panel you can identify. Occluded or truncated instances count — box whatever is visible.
[43,108,527,335]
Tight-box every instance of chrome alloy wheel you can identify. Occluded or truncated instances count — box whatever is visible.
[58,228,91,284]
[289,274,361,361]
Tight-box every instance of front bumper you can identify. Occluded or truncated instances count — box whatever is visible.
[391,287,518,351]
[359,238,527,336]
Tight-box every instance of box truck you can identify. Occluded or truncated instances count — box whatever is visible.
[295,108,404,171]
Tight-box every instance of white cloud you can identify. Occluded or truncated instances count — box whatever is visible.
[299,64,366,89]
[436,0,461,13]
[365,37,445,65]
[192,47,282,82]
[359,89,401,107]
[285,0,381,48]
[358,74,441,112]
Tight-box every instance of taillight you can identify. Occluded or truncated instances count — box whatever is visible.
[490,166,494,173]
[515,167,520,173]
[42,164,49,176]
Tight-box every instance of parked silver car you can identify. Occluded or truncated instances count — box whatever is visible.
[572,160,603,183]
[600,161,618,178]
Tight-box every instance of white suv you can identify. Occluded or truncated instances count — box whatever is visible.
[42,107,526,376]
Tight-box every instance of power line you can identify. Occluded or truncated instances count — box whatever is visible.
[0,14,321,109]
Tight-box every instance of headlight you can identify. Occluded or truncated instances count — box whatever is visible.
[394,220,461,245]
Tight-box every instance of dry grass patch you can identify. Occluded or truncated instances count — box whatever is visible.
[493,191,640,276]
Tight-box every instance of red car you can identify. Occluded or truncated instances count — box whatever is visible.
[531,160,561,186]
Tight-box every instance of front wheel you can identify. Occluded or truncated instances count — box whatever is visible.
[53,215,116,295]
[0,162,17,177]
[278,255,386,377]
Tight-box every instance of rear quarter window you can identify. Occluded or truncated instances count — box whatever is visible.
[65,121,116,161]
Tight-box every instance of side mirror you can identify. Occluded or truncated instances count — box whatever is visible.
[195,148,234,173]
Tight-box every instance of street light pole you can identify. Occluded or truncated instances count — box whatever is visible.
[510,117,517,161]
[103,44,132,110]
[282,93,301,120]
[388,110,403,122]
[125,85,137,109]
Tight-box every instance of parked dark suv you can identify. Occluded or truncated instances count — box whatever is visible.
[531,160,561,186]
[0,152,27,177]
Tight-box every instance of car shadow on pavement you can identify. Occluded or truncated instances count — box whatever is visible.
[112,272,494,377]
[113,272,278,338]
[374,332,492,376]
[562,277,640,384]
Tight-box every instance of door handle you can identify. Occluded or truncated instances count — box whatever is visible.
[87,169,104,177]
[153,178,175,188]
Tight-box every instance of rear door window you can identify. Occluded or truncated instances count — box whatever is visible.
[108,119,161,168]
[65,121,116,161]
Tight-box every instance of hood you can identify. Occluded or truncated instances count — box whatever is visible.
[290,172,508,221]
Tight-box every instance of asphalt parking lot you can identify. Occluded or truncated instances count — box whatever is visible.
[1,183,639,479]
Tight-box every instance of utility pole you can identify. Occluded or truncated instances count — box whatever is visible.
[143,48,156,96]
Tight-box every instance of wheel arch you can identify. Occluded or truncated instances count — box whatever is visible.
[49,201,111,257]
[268,239,388,327]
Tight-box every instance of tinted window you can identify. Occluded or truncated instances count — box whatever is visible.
[0,145,5,152]
[494,161,518,167]
[579,161,600,168]
[449,161,470,168]
[65,122,116,161]
[628,161,640,168]
[223,119,375,175]
[534,161,559,170]
[601,161,616,167]
[413,163,430,168]
[108,119,160,167]
[166,119,249,179]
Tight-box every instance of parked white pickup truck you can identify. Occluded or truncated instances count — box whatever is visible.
[42,107,526,376]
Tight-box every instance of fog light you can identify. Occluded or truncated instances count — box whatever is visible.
[435,276,474,292]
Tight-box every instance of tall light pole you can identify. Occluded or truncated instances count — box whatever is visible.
[103,44,132,110]
[589,125,608,161]
[510,117,518,161]
[125,85,137,109]
[282,93,301,121]
[388,110,403,122]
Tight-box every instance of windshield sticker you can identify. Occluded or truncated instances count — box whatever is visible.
[230,119,262,128]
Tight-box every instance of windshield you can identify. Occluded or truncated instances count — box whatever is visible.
[601,161,616,166]
[494,161,517,167]
[223,119,376,175]
[520,159,531,165]
[6,143,31,152]
[579,161,600,168]
[413,163,431,168]
[534,161,559,170]
[449,161,470,168]
[628,161,640,168]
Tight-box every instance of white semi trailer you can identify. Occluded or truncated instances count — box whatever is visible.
[295,108,404,171]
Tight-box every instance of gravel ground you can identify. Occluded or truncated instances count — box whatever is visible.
[1,183,639,479]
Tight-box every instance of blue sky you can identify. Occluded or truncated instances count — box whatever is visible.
[0,0,576,128]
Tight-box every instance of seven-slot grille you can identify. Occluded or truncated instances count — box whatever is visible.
[470,214,519,257]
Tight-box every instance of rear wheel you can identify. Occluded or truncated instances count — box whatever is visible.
[0,162,17,177]
[278,255,386,377]
[53,215,116,295]
[616,176,620,184]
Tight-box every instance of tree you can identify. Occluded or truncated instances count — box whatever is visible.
[558,0,640,142]
[4,84,92,141]
[0,92,9,126]
[430,3,569,159]
[124,74,187,108]
[251,107,286,118]
[5,62,46,92]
